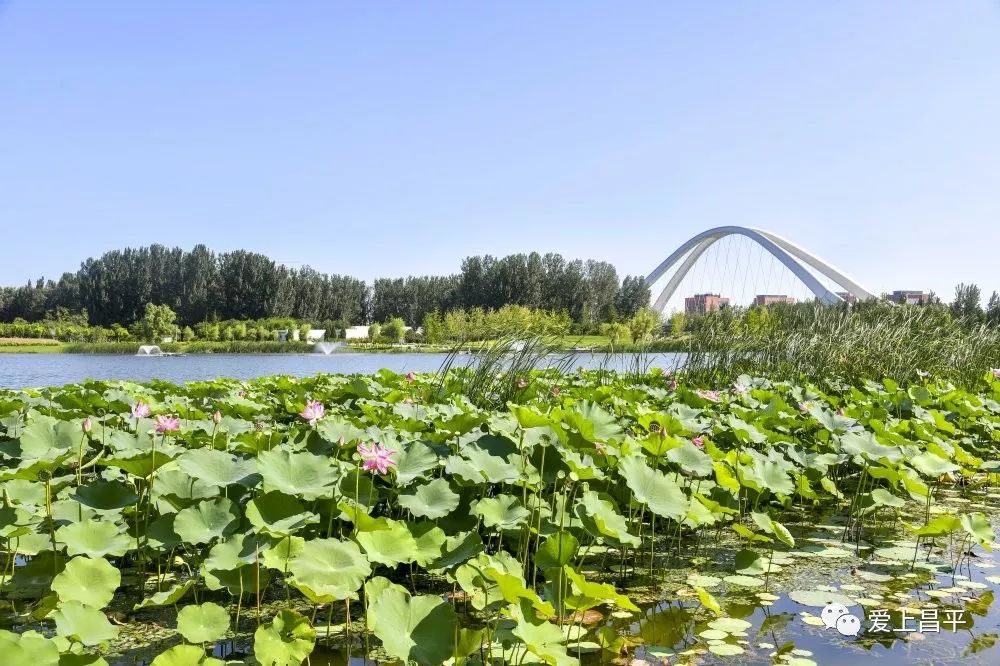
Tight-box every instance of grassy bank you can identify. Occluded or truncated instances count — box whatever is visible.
[0,337,67,353]
[61,340,318,354]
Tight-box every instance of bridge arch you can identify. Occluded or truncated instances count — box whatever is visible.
[645,226,875,313]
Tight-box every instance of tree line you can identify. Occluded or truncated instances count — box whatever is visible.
[0,244,651,331]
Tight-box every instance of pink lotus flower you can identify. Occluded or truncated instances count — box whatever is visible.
[517,377,528,389]
[154,415,181,433]
[82,417,92,433]
[836,407,846,416]
[212,410,222,424]
[358,442,396,475]
[669,379,678,391]
[992,368,1000,379]
[131,402,151,419]
[550,386,561,396]
[798,401,812,412]
[403,397,413,405]
[300,400,325,425]
[692,436,705,449]
[732,382,749,395]
[406,371,416,383]
[696,390,720,402]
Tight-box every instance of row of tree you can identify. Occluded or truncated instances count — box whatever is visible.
[0,245,651,329]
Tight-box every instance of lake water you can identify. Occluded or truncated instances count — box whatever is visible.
[0,352,683,389]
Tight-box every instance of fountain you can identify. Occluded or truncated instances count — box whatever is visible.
[136,345,163,356]
[313,341,346,355]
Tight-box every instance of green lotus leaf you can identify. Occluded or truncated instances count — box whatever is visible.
[733,549,768,575]
[288,538,371,601]
[103,448,176,478]
[839,432,902,463]
[750,512,795,548]
[134,580,195,610]
[262,535,305,572]
[561,401,623,443]
[152,470,219,510]
[151,644,225,666]
[509,598,575,666]
[174,498,240,545]
[18,416,79,460]
[406,522,448,567]
[870,488,906,508]
[72,480,138,511]
[366,577,459,666]
[176,448,258,487]
[51,601,119,646]
[666,441,713,477]
[398,478,460,519]
[575,490,641,547]
[960,512,994,550]
[787,589,857,607]
[246,491,318,536]
[257,448,338,500]
[0,629,60,666]
[253,609,316,666]
[356,519,420,566]
[473,494,531,530]
[909,452,959,477]
[427,530,484,572]
[564,565,639,612]
[392,441,441,486]
[618,455,688,521]
[176,602,230,643]
[452,444,520,484]
[535,532,579,571]
[56,520,132,558]
[51,557,121,609]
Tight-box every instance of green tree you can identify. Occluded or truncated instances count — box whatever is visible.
[600,321,632,345]
[628,307,661,342]
[615,276,651,319]
[986,291,1000,327]
[181,326,196,341]
[381,317,405,343]
[951,283,984,326]
[668,312,686,336]
[422,311,444,344]
[136,303,177,342]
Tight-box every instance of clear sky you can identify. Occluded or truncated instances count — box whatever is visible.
[2,2,999,301]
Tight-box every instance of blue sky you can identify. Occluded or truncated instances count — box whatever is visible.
[2,2,999,301]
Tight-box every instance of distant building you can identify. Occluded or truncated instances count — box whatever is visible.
[835,292,858,304]
[753,294,795,306]
[685,293,730,314]
[344,325,371,340]
[888,290,931,305]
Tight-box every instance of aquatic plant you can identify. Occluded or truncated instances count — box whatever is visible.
[0,366,998,663]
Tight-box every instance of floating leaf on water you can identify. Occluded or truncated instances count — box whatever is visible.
[707,617,752,633]
[708,643,744,656]
[687,573,722,588]
[787,589,856,607]
[723,575,765,588]
[699,629,729,640]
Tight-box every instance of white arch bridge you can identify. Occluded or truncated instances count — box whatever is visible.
[645,226,876,313]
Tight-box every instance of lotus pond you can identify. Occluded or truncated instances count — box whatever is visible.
[2,368,1000,665]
